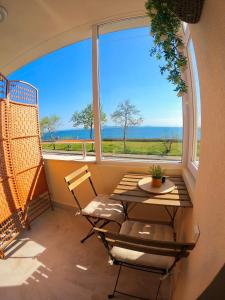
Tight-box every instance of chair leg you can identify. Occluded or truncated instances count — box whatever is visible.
[81,219,110,244]
[155,278,162,300]
[108,264,122,299]
[80,229,95,243]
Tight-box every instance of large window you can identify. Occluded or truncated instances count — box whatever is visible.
[98,20,183,161]
[8,17,202,167]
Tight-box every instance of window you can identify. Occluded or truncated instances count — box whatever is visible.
[9,39,94,158]
[98,19,183,161]
[8,17,202,166]
[188,40,201,164]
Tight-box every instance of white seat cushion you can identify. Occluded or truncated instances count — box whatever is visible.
[111,221,175,270]
[82,194,124,223]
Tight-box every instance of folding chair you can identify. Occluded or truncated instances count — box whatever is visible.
[65,165,125,243]
[95,219,199,300]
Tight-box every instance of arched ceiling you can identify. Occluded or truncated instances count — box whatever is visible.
[0,0,146,75]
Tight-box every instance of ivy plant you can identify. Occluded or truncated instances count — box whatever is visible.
[145,0,188,96]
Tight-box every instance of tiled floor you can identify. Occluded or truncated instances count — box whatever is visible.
[0,207,171,300]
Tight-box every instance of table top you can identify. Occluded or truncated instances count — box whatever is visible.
[138,177,175,194]
[110,173,192,208]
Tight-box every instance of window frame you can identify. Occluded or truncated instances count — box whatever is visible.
[183,25,201,178]
[92,19,185,166]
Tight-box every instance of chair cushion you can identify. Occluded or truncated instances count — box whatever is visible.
[111,221,175,270]
[82,194,124,224]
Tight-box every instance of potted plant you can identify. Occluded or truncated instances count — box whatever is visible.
[150,165,164,187]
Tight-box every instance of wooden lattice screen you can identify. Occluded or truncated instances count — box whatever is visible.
[0,74,51,258]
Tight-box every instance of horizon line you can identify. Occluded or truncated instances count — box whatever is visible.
[52,125,183,131]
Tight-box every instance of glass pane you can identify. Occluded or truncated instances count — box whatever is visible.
[189,39,201,163]
[99,21,183,161]
[9,39,94,158]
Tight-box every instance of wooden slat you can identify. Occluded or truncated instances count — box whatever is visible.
[1,232,20,251]
[110,194,192,207]
[100,230,195,250]
[113,189,189,200]
[110,173,192,208]
[28,204,51,222]
[123,174,148,179]
[125,173,182,179]
[119,180,140,186]
[122,177,143,183]
[124,174,185,183]
[65,165,88,182]
[68,172,91,191]
[120,179,186,188]
[117,184,188,194]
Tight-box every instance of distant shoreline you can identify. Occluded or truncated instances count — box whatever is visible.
[42,126,185,141]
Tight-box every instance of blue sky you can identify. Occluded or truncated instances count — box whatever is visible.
[9,27,183,129]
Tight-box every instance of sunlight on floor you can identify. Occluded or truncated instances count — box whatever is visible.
[0,207,171,300]
[0,238,46,287]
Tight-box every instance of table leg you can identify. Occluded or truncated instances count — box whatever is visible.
[164,206,179,227]
[121,201,128,219]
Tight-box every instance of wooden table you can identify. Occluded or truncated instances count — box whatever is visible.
[110,173,192,226]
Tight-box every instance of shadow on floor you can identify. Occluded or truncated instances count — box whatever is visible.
[0,207,170,300]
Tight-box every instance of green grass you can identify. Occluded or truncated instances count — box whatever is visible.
[42,140,182,157]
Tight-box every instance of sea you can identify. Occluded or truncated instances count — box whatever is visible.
[42,126,185,141]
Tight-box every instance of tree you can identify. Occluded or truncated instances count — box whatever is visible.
[161,135,178,155]
[111,100,143,152]
[71,104,107,140]
[40,115,60,149]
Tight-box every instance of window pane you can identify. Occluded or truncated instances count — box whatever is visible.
[188,39,201,163]
[99,20,183,161]
[9,39,94,158]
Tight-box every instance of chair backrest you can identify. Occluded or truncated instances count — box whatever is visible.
[94,226,199,272]
[65,165,97,211]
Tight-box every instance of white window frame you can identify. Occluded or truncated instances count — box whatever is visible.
[92,24,102,163]
[183,25,201,178]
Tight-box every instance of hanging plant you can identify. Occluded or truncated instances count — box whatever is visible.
[145,0,188,96]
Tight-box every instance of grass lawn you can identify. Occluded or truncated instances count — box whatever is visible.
[42,140,183,157]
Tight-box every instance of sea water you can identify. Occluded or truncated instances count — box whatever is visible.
[42,126,185,141]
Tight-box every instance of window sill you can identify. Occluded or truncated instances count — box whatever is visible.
[188,160,199,179]
[42,151,183,168]
[42,152,96,162]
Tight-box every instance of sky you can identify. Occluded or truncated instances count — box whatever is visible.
[8,26,183,129]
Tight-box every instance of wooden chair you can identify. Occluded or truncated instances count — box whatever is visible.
[95,219,199,300]
[65,165,125,243]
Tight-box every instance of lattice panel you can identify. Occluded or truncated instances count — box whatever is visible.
[0,73,51,258]
[10,103,39,138]
[0,73,7,100]
[9,81,37,105]
[27,192,51,222]
[0,180,12,223]
[0,178,21,222]
[11,137,41,174]
[0,100,7,140]
[0,141,11,181]
[15,166,50,215]
[0,209,23,257]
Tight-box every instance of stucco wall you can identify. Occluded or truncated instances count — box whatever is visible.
[43,158,182,221]
[173,0,225,299]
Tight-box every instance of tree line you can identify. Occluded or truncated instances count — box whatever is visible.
[40,100,178,155]
[40,100,143,152]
